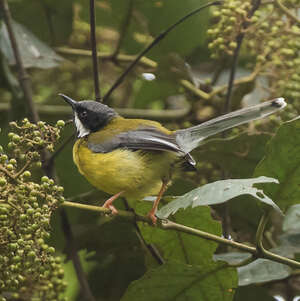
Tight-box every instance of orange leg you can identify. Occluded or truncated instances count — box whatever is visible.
[148,181,168,225]
[102,191,124,214]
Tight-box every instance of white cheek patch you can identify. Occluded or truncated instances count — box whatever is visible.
[74,112,90,138]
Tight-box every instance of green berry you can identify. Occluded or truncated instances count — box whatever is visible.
[0,177,7,186]
[12,134,21,143]
[22,171,31,178]
[41,176,49,183]
[56,120,65,128]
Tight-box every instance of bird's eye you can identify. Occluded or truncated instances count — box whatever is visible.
[80,110,88,118]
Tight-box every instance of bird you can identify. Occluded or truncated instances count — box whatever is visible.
[59,94,286,224]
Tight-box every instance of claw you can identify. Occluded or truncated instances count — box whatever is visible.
[101,191,124,215]
[147,211,157,225]
[103,203,119,215]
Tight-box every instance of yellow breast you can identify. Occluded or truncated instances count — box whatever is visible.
[73,138,175,200]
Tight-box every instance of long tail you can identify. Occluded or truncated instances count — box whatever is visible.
[175,98,286,153]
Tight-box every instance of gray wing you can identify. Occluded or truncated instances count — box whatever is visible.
[88,127,196,166]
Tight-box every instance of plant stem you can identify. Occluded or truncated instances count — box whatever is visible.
[60,209,96,301]
[61,201,300,269]
[89,0,101,101]
[0,0,39,123]
[255,211,270,252]
[0,101,192,121]
[62,200,150,223]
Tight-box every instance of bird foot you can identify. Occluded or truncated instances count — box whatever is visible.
[147,211,157,225]
[102,202,119,215]
[101,191,124,215]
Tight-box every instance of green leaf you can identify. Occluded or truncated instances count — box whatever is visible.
[121,262,236,301]
[157,176,281,219]
[0,21,63,69]
[237,258,292,286]
[254,117,300,210]
[193,133,271,178]
[139,206,221,264]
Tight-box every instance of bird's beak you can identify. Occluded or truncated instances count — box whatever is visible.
[59,93,77,109]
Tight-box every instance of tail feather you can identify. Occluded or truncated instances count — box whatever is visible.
[175,98,286,153]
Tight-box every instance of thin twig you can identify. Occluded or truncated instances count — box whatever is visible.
[55,47,158,68]
[161,219,300,268]
[0,165,19,183]
[13,159,32,179]
[102,1,222,103]
[0,102,192,121]
[62,200,150,223]
[0,0,39,122]
[89,0,101,101]
[122,199,165,265]
[61,200,300,269]
[255,211,270,254]
[221,0,261,241]
[60,209,96,301]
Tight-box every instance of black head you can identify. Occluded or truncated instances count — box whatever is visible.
[59,94,117,138]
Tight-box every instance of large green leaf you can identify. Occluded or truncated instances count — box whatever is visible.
[254,117,300,210]
[193,133,271,178]
[157,176,281,219]
[121,262,236,301]
[131,206,237,300]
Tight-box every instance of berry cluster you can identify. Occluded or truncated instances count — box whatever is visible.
[207,0,300,105]
[207,0,252,58]
[0,119,66,300]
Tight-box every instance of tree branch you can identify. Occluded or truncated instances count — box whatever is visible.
[60,209,96,301]
[0,0,39,122]
[61,201,300,269]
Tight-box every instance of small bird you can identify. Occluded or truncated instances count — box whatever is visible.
[60,94,286,223]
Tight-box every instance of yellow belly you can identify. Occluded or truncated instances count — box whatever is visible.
[73,139,175,200]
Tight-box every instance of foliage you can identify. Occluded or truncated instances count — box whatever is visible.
[0,120,66,300]
[208,0,300,107]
